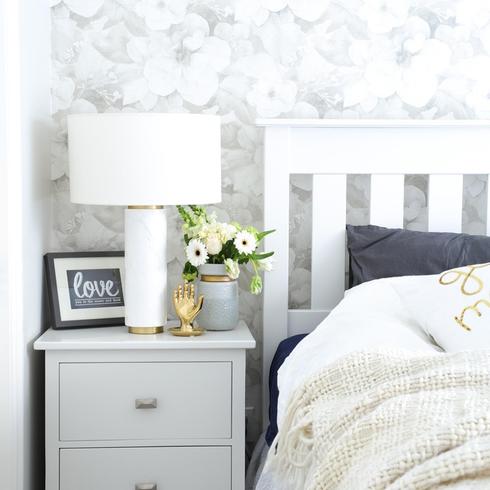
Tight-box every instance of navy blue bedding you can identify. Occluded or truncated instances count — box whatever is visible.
[347,224,490,287]
[265,334,307,446]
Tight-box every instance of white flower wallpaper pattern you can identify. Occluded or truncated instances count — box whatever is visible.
[51,0,489,444]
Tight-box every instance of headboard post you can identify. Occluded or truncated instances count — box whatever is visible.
[262,125,290,428]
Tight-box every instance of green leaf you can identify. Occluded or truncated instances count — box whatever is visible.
[246,225,259,236]
[182,261,198,282]
[251,251,274,260]
[256,229,276,241]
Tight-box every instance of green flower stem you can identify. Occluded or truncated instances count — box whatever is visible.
[250,259,262,294]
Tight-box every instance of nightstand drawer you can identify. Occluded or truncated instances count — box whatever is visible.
[60,446,231,490]
[59,362,232,441]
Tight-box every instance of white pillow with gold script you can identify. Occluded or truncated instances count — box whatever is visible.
[392,263,490,351]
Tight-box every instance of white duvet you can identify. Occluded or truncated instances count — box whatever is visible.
[276,276,441,430]
[257,277,443,490]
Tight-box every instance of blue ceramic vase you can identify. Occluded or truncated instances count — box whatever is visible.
[197,264,239,331]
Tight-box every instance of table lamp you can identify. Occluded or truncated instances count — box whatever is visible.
[67,113,221,334]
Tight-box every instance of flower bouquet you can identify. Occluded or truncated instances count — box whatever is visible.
[177,205,275,294]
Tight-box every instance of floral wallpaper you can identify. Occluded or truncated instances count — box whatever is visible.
[51,0,489,445]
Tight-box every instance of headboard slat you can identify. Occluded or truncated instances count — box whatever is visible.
[428,175,463,232]
[311,175,347,310]
[370,175,405,228]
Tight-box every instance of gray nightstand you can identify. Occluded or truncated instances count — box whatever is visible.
[34,321,255,490]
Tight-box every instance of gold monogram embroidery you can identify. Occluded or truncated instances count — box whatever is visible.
[455,299,490,331]
[439,263,490,331]
[439,263,490,296]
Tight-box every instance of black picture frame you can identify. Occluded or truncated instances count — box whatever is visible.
[44,251,125,329]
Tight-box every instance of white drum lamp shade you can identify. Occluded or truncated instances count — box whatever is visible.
[68,113,221,205]
[67,113,222,334]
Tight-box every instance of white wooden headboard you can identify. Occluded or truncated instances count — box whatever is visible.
[258,118,490,425]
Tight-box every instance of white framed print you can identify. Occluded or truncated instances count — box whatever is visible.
[44,252,125,329]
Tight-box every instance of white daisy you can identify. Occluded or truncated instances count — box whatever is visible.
[185,239,208,267]
[234,231,257,255]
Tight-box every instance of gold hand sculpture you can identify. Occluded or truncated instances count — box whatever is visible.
[170,283,205,336]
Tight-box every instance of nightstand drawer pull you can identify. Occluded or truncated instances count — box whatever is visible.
[135,483,157,490]
[135,398,157,409]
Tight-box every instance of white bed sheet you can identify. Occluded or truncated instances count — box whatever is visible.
[276,276,442,432]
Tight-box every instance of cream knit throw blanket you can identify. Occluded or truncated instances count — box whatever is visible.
[266,350,490,490]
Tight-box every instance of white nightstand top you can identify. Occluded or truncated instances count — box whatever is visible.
[34,320,255,351]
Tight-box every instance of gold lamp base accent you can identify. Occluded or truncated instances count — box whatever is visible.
[128,326,164,335]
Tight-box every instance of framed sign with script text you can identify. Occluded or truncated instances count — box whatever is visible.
[44,252,125,329]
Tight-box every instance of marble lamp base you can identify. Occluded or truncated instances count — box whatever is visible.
[125,206,167,334]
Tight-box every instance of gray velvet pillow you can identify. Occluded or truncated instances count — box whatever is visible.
[346,225,490,287]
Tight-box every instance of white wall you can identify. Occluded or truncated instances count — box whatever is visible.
[20,1,51,487]
[0,1,51,489]
[0,1,13,487]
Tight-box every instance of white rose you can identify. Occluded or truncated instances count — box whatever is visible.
[206,234,222,255]
[219,222,237,242]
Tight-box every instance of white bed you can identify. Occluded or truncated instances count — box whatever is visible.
[252,119,490,489]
